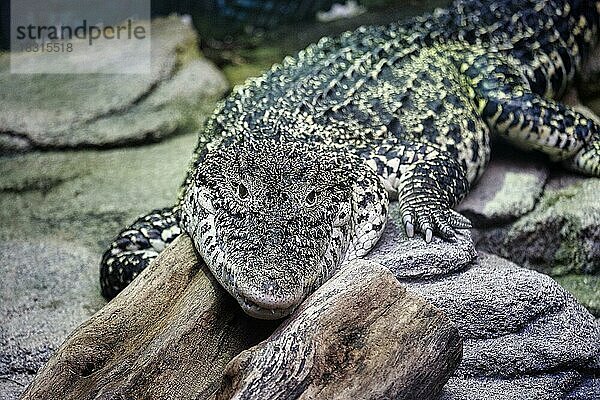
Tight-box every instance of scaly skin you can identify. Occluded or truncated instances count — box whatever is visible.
[101,0,600,319]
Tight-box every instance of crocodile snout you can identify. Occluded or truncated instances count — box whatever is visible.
[236,278,304,320]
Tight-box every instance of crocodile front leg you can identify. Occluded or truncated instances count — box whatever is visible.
[359,141,472,242]
[396,146,472,242]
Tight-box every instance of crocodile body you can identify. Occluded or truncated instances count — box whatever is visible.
[101,0,600,319]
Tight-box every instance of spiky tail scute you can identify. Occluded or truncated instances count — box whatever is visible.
[99,207,181,299]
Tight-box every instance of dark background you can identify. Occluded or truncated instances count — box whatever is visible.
[0,0,347,50]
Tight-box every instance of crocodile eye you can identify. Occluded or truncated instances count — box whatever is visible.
[235,182,249,200]
[305,190,317,206]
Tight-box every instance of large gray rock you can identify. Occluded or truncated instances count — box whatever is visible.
[441,372,583,400]
[457,151,549,227]
[0,132,196,249]
[474,173,600,277]
[566,378,600,400]
[500,174,600,276]
[462,149,600,316]
[405,252,599,399]
[0,132,196,398]
[0,241,104,400]
[0,16,228,152]
[367,198,600,400]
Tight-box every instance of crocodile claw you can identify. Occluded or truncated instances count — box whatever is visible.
[402,214,415,237]
[401,205,471,242]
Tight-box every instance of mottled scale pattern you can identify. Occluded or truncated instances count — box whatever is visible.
[100,0,600,318]
[100,208,180,299]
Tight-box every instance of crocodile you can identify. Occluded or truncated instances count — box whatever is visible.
[100,0,600,319]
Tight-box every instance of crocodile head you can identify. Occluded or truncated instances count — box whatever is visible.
[180,136,388,319]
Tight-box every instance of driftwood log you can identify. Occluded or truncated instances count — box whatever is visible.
[21,234,462,400]
[19,235,274,400]
[214,260,462,400]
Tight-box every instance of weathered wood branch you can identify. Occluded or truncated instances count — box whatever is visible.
[20,235,274,400]
[21,234,462,400]
[214,260,462,400]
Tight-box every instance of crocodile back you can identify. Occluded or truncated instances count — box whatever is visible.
[428,0,600,96]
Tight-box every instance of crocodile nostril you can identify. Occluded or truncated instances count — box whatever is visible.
[264,190,291,209]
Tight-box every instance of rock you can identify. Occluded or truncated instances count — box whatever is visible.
[462,148,600,316]
[0,16,228,152]
[566,377,600,400]
[478,173,600,276]
[65,59,227,149]
[406,252,600,399]
[366,202,477,278]
[0,132,196,398]
[554,275,600,316]
[441,372,582,400]
[457,149,549,227]
[0,133,196,250]
[216,260,461,400]
[0,240,105,400]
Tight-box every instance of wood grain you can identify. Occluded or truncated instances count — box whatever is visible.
[215,260,462,400]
